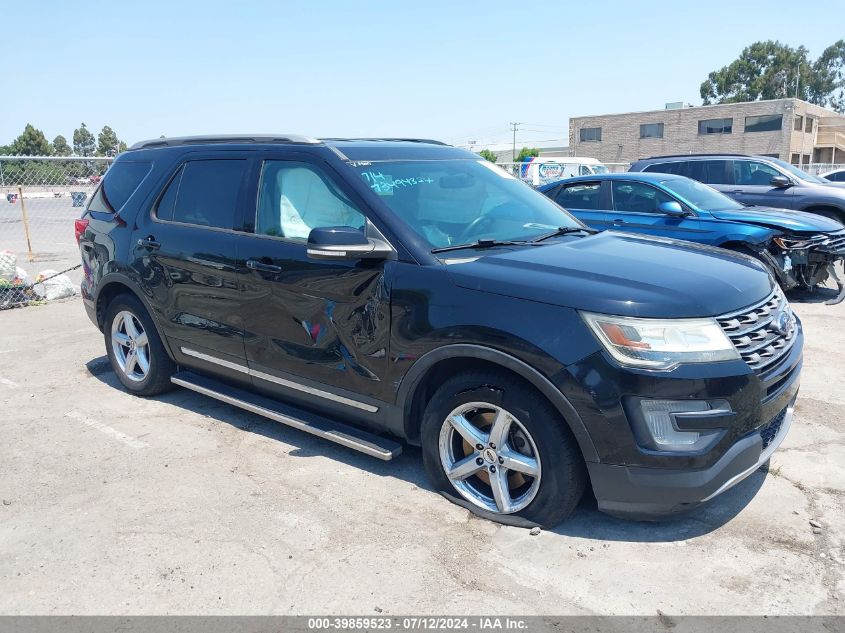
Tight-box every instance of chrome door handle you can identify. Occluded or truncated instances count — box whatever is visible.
[246,259,282,274]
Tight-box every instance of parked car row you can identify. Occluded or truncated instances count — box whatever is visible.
[534,153,845,304]
[79,136,803,529]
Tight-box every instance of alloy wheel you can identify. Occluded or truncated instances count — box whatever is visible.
[438,401,541,514]
[110,310,150,383]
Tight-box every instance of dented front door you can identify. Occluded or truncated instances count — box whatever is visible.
[236,154,392,422]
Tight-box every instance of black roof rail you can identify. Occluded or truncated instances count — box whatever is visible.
[321,137,450,146]
[641,153,752,160]
[128,134,321,150]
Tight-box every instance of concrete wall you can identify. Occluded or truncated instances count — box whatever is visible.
[569,99,844,165]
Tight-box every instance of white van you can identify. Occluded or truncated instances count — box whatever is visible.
[518,156,608,186]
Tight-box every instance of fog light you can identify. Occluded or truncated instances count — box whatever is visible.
[640,399,708,447]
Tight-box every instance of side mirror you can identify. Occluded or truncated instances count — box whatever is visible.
[770,175,792,188]
[306,226,393,261]
[658,200,688,217]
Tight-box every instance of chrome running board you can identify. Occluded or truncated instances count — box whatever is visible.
[171,371,401,461]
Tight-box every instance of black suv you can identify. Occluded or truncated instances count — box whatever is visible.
[76,136,802,526]
[630,154,845,224]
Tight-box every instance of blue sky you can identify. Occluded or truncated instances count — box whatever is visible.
[3,0,843,149]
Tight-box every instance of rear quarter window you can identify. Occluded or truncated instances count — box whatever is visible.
[87,161,153,213]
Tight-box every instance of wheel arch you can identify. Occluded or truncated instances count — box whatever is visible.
[94,275,176,361]
[800,205,845,224]
[397,344,598,463]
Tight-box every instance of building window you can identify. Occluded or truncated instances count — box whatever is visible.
[806,118,814,133]
[579,127,602,142]
[639,123,664,139]
[745,114,782,133]
[794,115,803,132]
[698,118,733,135]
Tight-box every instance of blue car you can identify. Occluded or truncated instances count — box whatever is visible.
[539,173,845,300]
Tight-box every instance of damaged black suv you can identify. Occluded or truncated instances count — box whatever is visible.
[77,136,802,526]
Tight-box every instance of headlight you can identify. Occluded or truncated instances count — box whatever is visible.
[581,312,740,370]
[773,234,826,250]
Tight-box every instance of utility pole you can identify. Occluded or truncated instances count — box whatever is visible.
[795,63,800,99]
[510,122,521,162]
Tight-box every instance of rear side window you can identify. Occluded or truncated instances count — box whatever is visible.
[555,183,602,210]
[87,161,152,213]
[643,161,687,176]
[688,160,732,185]
[157,159,247,229]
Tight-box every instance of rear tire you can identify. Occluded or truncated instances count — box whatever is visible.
[420,370,585,527]
[104,293,175,396]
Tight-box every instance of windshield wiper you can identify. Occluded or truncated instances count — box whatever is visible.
[530,226,598,243]
[431,238,533,254]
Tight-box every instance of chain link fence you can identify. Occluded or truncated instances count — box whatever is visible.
[1,156,112,309]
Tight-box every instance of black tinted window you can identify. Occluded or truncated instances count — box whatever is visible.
[155,166,183,221]
[687,160,732,185]
[87,161,152,213]
[170,160,246,229]
[643,161,687,176]
[827,171,845,182]
[745,114,782,133]
[579,127,602,142]
[555,183,602,210]
[639,123,664,139]
[698,118,732,134]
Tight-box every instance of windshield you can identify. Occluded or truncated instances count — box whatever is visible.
[660,177,744,212]
[352,159,581,249]
[767,157,828,184]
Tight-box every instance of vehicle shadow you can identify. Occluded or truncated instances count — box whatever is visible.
[85,356,767,544]
[786,284,843,304]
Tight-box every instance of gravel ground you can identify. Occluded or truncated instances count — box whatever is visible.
[0,291,842,615]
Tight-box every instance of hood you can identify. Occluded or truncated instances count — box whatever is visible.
[445,231,773,318]
[708,206,844,233]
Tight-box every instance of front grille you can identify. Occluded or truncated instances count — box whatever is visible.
[818,231,845,254]
[717,289,797,373]
[760,407,787,449]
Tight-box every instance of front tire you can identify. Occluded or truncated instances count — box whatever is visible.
[420,371,585,527]
[104,294,175,396]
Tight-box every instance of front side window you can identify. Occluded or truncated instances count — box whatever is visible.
[639,123,664,139]
[555,183,602,210]
[611,181,674,214]
[88,161,152,214]
[745,114,782,133]
[160,159,247,229]
[580,127,602,142]
[256,161,365,240]
[352,159,581,249]
[698,118,733,135]
[733,160,781,186]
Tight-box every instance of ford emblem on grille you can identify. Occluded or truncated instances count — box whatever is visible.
[772,307,792,336]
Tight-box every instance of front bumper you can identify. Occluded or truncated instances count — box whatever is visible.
[587,398,794,519]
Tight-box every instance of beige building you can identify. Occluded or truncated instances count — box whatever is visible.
[569,99,845,166]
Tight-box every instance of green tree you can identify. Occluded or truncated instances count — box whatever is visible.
[52,135,72,156]
[117,140,128,153]
[809,40,845,111]
[515,146,540,162]
[97,125,121,157]
[701,40,845,112]
[73,123,96,156]
[478,148,498,162]
[10,124,51,156]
